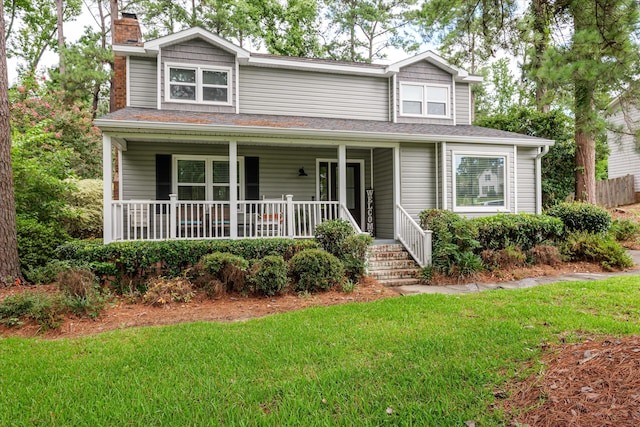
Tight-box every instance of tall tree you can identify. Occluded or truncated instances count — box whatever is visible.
[0,0,22,285]
[55,0,65,76]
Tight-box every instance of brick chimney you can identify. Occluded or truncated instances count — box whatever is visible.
[112,15,143,112]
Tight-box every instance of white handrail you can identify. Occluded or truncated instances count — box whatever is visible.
[340,204,363,234]
[396,204,432,267]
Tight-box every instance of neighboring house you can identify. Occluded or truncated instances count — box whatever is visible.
[95,16,554,266]
[477,169,503,199]
[607,97,640,195]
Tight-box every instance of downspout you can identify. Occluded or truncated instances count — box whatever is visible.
[535,145,550,214]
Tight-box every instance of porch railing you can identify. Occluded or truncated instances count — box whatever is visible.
[396,204,432,268]
[109,196,349,242]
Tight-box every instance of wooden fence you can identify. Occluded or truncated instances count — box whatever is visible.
[596,174,636,208]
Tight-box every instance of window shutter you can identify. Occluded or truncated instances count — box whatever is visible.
[245,157,259,200]
[156,154,172,200]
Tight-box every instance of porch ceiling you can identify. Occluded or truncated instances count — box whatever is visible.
[95,107,555,146]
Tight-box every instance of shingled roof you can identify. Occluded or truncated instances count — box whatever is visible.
[95,107,555,146]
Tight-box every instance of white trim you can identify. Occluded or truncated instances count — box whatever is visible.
[171,155,245,201]
[535,146,549,214]
[315,158,366,227]
[242,55,391,77]
[125,56,130,107]
[513,145,518,213]
[468,84,472,124]
[452,75,456,125]
[435,143,439,209]
[370,149,374,189]
[103,135,113,244]
[338,145,347,214]
[392,74,397,123]
[229,141,238,238]
[113,45,148,56]
[145,27,250,58]
[164,62,233,106]
[235,59,239,114]
[118,148,123,200]
[387,50,483,83]
[95,120,555,146]
[156,49,162,110]
[442,142,447,210]
[393,145,401,239]
[451,151,511,213]
[399,82,451,119]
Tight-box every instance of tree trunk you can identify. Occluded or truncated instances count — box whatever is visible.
[0,0,22,286]
[574,78,597,203]
[56,0,65,76]
[531,0,550,113]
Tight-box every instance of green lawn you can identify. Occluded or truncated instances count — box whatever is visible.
[1,277,640,426]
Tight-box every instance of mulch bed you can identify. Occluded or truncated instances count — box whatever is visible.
[503,336,640,426]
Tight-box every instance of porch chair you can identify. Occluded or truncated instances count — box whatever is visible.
[255,201,284,237]
[128,203,149,239]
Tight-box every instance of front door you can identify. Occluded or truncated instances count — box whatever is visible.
[318,161,362,228]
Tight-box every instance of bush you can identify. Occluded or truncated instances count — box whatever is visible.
[289,249,344,292]
[419,265,434,284]
[419,209,479,276]
[62,179,103,239]
[471,213,564,251]
[200,253,249,292]
[454,251,484,278]
[559,231,633,271]
[546,202,612,234]
[56,268,107,318]
[527,245,562,266]
[340,233,373,279]
[609,218,640,242]
[143,277,194,306]
[57,238,318,287]
[0,290,66,330]
[17,215,71,273]
[314,219,355,258]
[248,255,288,296]
[480,245,527,270]
[24,259,74,285]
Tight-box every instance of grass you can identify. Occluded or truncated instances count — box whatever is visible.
[1,277,640,426]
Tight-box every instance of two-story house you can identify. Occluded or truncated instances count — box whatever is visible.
[95,16,554,267]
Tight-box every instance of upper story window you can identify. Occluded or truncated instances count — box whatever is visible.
[400,83,449,118]
[166,63,231,105]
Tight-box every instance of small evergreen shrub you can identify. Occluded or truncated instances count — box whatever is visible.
[56,268,106,318]
[184,263,224,298]
[559,231,633,271]
[248,255,288,296]
[454,251,484,278]
[480,245,527,270]
[314,219,355,257]
[546,202,612,234]
[471,213,563,251]
[17,215,71,272]
[527,245,562,266]
[200,252,249,292]
[143,277,194,306]
[340,233,373,279]
[24,259,74,285]
[289,249,344,292]
[609,218,640,242]
[0,291,66,330]
[419,265,434,284]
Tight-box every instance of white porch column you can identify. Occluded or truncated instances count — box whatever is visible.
[338,144,347,218]
[393,145,401,240]
[103,134,113,243]
[229,140,238,238]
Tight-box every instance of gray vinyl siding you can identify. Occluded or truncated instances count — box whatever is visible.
[444,143,516,218]
[373,148,394,239]
[400,143,436,221]
[160,38,236,113]
[129,57,157,108]
[608,106,640,190]
[121,142,371,203]
[396,60,454,126]
[239,66,389,121]
[517,147,538,214]
[455,83,471,125]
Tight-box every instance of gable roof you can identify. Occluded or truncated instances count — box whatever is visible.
[145,27,250,58]
[96,107,554,146]
[388,51,483,83]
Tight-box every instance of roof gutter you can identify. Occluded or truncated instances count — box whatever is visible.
[94,118,556,147]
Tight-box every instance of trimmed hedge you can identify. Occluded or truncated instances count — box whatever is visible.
[289,249,344,292]
[249,255,288,296]
[546,202,611,234]
[471,213,564,251]
[57,238,319,285]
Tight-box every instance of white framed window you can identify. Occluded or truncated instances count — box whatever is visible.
[174,156,244,201]
[452,152,509,212]
[400,83,450,118]
[166,63,231,105]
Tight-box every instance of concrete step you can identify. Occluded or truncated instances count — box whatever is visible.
[369,269,419,281]
[368,251,412,261]
[368,244,404,253]
[376,277,423,287]
[368,259,418,270]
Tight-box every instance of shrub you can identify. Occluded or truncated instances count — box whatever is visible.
[62,179,103,239]
[248,255,288,296]
[341,279,356,293]
[471,213,564,251]
[56,268,107,318]
[609,218,640,242]
[143,277,194,306]
[17,215,71,272]
[340,233,373,279]
[527,245,562,266]
[24,259,73,285]
[289,249,344,292]
[314,219,355,258]
[419,209,479,275]
[546,202,611,234]
[419,265,434,285]
[559,231,633,271]
[184,263,224,298]
[480,245,527,270]
[454,251,484,278]
[0,291,66,330]
[200,253,249,292]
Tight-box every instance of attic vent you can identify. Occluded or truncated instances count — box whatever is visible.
[122,12,137,19]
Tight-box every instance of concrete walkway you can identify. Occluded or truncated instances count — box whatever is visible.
[395,250,640,296]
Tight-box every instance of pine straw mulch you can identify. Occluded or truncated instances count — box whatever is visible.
[501,335,640,426]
